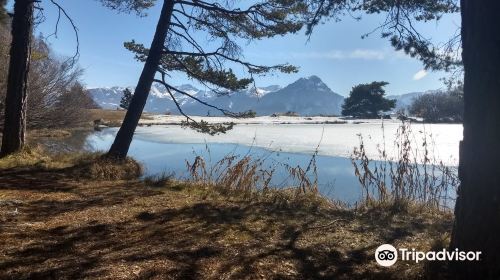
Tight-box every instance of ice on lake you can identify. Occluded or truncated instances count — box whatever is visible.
[86,121,462,204]
[133,122,461,166]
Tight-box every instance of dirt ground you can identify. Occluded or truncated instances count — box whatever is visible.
[0,162,452,279]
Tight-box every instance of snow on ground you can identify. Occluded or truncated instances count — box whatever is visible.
[132,116,461,166]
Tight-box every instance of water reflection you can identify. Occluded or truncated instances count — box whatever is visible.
[35,125,459,205]
[86,128,455,205]
[30,129,95,153]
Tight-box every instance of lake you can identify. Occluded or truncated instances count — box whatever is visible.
[77,121,462,204]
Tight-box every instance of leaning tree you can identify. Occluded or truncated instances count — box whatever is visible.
[100,0,310,159]
[311,0,500,277]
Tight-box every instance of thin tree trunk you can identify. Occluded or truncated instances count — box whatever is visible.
[106,0,175,159]
[0,0,33,156]
[450,0,500,278]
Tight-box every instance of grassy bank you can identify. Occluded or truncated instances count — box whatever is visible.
[89,109,155,127]
[0,148,453,279]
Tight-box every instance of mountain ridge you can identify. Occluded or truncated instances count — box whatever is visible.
[89,76,435,116]
[89,76,345,116]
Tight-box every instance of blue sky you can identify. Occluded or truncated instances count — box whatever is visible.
[15,1,461,96]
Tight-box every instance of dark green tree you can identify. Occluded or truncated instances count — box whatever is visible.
[341,81,395,118]
[120,88,133,110]
[100,0,307,159]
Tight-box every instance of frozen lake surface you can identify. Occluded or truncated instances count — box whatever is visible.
[85,121,462,204]
[117,121,461,165]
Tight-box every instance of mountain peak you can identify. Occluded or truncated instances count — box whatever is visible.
[305,75,322,82]
[287,75,331,93]
[294,75,326,85]
[178,84,199,92]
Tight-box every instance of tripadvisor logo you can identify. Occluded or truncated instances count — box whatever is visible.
[375,244,482,267]
[375,244,398,267]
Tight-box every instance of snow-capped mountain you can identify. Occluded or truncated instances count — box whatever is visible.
[89,84,209,114]
[253,76,344,116]
[89,77,445,117]
[89,76,345,116]
[88,86,128,109]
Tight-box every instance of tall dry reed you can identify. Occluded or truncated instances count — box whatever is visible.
[351,121,458,210]
[185,144,319,195]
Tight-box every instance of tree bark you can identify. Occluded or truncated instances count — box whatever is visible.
[450,0,500,278]
[0,0,33,156]
[107,0,175,159]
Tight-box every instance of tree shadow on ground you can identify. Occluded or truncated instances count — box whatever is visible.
[0,166,451,279]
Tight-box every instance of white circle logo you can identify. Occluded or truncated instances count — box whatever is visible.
[375,244,398,267]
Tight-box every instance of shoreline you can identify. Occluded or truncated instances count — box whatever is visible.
[138,115,395,126]
[88,109,464,128]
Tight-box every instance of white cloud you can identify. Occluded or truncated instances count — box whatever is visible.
[291,49,387,60]
[348,49,386,60]
[413,69,428,81]
[247,48,412,61]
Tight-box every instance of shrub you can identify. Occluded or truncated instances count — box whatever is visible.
[72,155,143,180]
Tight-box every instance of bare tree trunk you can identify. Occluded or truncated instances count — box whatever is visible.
[107,0,175,159]
[0,0,33,156]
[450,0,500,278]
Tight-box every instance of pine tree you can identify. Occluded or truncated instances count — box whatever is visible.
[120,88,133,110]
[341,81,395,118]
[101,0,308,159]
[1,0,34,156]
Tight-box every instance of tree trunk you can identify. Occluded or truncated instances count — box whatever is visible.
[0,0,33,156]
[107,0,175,159]
[450,0,500,278]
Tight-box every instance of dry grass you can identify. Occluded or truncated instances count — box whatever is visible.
[70,154,143,180]
[351,121,459,211]
[186,145,319,196]
[0,149,453,279]
[0,145,56,169]
[88,109,155,127]
[88,108,127,123]
[27,129,73,139]
[0,146,142,180]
